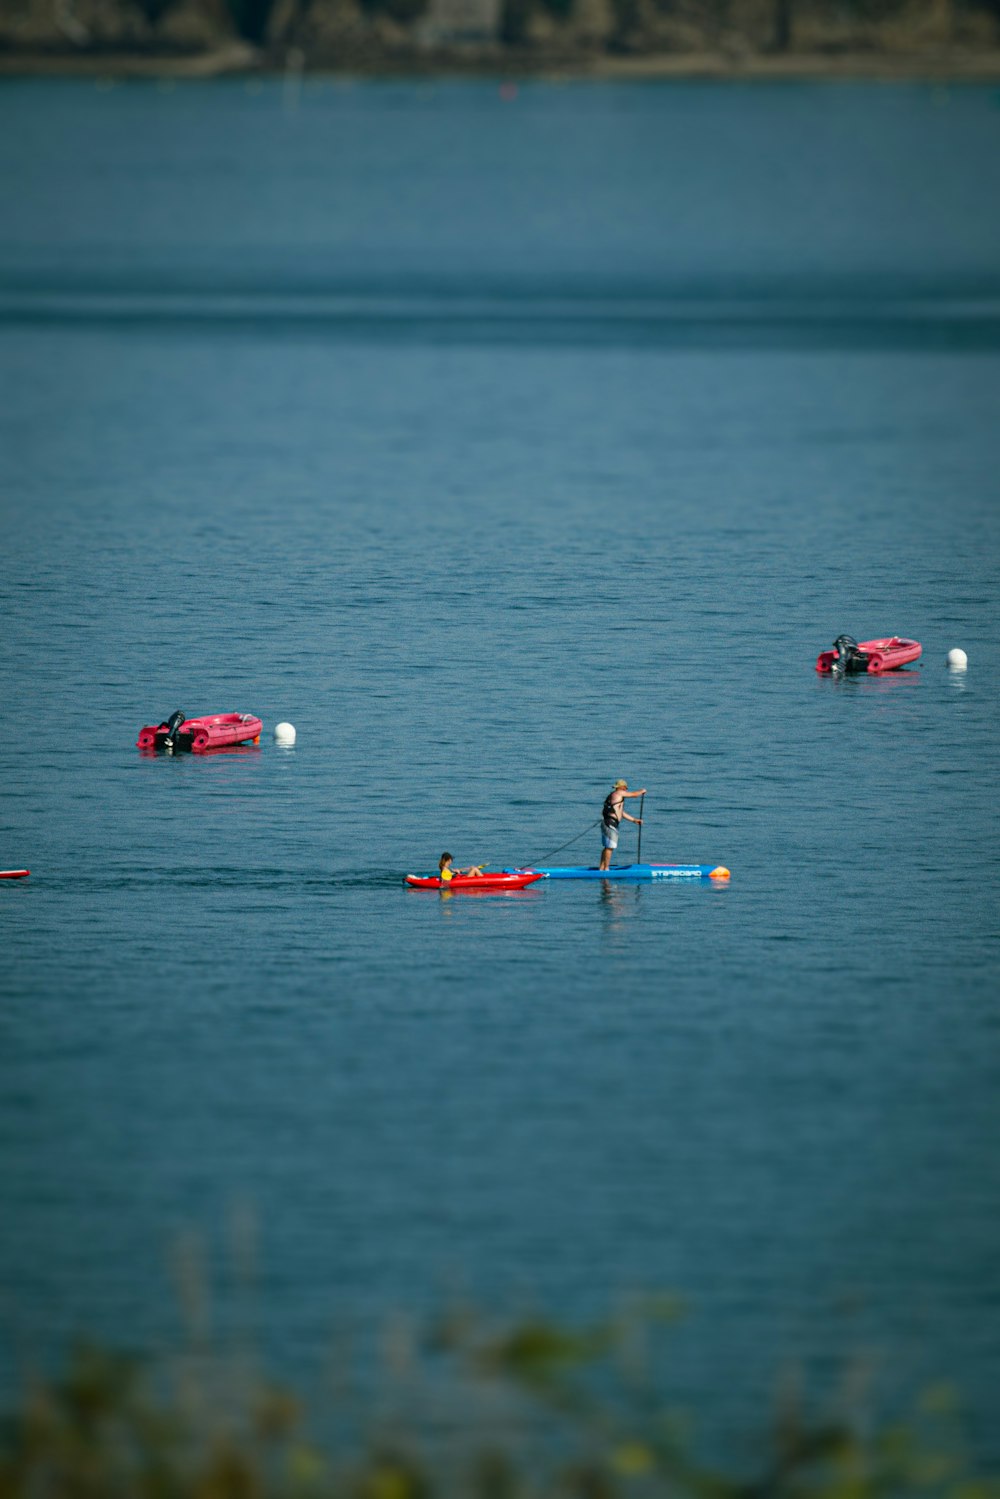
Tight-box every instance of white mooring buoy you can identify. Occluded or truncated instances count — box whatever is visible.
[947,649,968,671]
[274,721,297,745]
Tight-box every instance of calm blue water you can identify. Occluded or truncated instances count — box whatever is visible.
[1,78,999,1455]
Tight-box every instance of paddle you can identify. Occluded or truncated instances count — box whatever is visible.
[637,792,645,864]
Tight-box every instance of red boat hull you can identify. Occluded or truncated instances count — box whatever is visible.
[406,871,544,891]
[137,713,263,752]
[1,869,30,879]
[816,637,922,674]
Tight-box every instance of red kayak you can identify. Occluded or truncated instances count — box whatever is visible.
[817,635,922,675]
[1,869,29,879]
[406,871,544,891]
[137,710,263,753]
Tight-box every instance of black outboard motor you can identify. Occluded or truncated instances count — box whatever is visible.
[162,708,186,750]
[830,635,869,677]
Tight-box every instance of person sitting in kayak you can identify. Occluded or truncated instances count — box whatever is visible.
[599,780,646,872]
[439,853,485,883]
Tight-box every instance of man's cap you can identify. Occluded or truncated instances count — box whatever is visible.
[614,779,628,788]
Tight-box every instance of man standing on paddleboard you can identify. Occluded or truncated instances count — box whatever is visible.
[599,779,646,871]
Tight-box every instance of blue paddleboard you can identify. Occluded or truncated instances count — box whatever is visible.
[508,864,730,881]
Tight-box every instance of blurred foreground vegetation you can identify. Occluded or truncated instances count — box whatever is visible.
[0,0,998,71]
[2,1296,997,1499]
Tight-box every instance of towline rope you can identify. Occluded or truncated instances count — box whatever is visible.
[521,818,602,867]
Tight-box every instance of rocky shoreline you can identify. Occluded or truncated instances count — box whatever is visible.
[3,45,1000,78]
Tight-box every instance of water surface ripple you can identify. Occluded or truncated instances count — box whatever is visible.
[1,77,999,1458]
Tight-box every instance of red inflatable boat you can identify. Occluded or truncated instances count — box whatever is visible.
[1,869,30,880]
[405,871,544,891]
[816,635,922,675]
[137,710,263,753]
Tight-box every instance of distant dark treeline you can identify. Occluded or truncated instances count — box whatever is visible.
[0,0,998,65]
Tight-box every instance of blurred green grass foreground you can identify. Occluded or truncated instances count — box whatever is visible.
[2,1285,998,1499]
